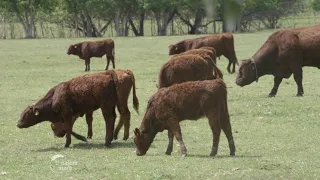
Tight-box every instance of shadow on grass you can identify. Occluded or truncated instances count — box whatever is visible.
[35,141,138,152]
[186,154,262,159]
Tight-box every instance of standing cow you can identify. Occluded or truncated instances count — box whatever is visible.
[236,25,320,97]
[134,79,236,157]
[168,33,238,73]
[158,54,222,88]
[17,70,120,147]
[51,69,140,141]
[67,39,115,71]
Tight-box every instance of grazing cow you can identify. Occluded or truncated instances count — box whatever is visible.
[236,25,320,97]
[158,54,211,88]
[51,69,140,141]
[17,70,120,147]
[172,47,223,79]
[67,39,115,71]
[134,79,236,157]
[168,33,238,73]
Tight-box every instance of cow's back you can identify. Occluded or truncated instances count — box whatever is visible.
[66,72,116,112]
[83,39,114,58]
[154,80,226,121]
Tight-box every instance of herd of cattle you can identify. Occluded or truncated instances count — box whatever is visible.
[17,25,320,157]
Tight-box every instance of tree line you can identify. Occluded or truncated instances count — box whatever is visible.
[0,0,318,39]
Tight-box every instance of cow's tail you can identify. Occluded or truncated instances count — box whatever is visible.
[112,46,118,63]
[158,66,166,89]
[126,70,139,114]
[106,69,120,102]
[227,34,238,66]
[213,62,223,79]
[210,48,223,79]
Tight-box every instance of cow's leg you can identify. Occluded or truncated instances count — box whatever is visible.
[113,117,123,140]
[165,130,174,155]
[207,112,221,156]
[121,108,131,140]
[293,68,304,96]
[269,76,283,97]
[86,111,93,139]
[227,61,232,74]
[101,106,116,147]
[111,55,115,69]
[220,112,235,156]
[105,56,110,70]
[64,119,73,148]
[167,121,187,157]
[85,59,91,71]
[71,132,87,142]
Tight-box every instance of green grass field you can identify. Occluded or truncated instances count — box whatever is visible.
[1,31,320,180]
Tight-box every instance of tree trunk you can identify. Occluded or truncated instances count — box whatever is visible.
[114,10,127,36]
[154,10,176,36]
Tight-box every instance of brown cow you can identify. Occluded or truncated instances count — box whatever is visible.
[158,54,209,88]
[134,79,236,157]
[236,25,320,97]
[168,33,238,73]
[172,47,223,79]
[17,70,120,147]
[67,39,115,72]
[51,69,140,141]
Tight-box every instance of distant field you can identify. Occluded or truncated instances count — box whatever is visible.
[1,31,320,179]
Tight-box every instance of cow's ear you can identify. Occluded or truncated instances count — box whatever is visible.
[134,128,141,136]
[250,62,255,70]
[33,108,40,116]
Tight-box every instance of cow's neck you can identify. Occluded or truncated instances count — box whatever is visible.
[253,46,278,77]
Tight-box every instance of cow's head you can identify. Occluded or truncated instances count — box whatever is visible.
[236,59,258,87]
[51,122,66,137]
[168,44,182,55]
[17,105,42,128]
[67,44,79,55]
[133,128,154,156]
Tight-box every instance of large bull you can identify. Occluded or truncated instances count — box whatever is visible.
[236,26,320,97]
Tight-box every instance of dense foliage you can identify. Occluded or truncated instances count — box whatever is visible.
[0,0,312,38]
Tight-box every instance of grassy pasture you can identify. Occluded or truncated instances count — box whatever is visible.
[1,31,320,179]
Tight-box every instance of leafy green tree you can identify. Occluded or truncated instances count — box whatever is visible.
[176,0,206,34]
[0,0,56,38]
[311,0,320,11]
[145,0,178,35]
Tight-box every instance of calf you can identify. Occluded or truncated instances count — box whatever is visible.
[172,47,223,79]
[17,70,119,147]
[134,79,236,157]
[168,33,238,73]
[51,69,140,141]
[158,54,222,88]
[67,39,115,71]
[158,54,209,88]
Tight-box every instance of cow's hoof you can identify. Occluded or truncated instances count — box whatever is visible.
[296,94,303,97]
[181,153,187,158]
[105,142,112,148]
[87,136,92,139]
[268,94,276,97]
[165,151,171,155]
[230,152,235,157]
[64,145,70,148]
